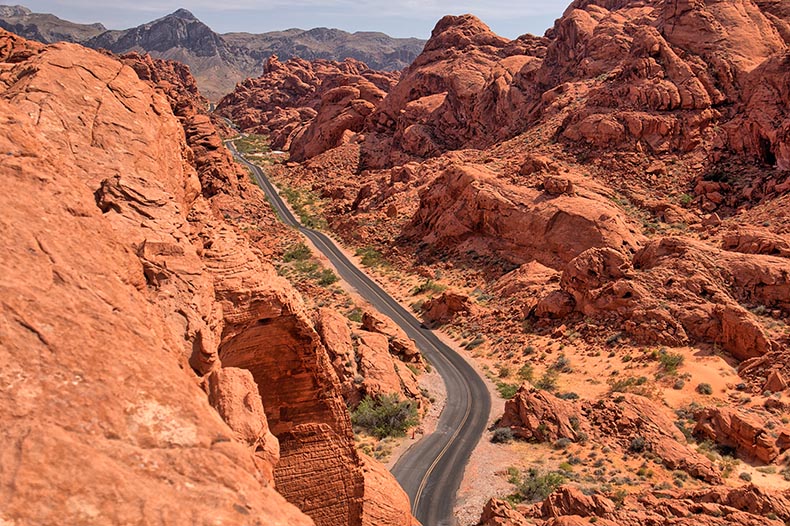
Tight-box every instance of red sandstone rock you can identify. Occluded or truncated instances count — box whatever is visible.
[408,163,642,270]
[477,498,531,526]
[217,55,398,152]
[421,291,477,324]
[362,310,423,364]
[694,407,787,463]
[0,30,313,525]
[500,385,589,443]
[541,486,615,519]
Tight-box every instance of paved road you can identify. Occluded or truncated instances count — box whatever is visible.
[226,140,491,526]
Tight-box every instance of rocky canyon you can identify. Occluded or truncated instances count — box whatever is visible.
[5,0,790,524]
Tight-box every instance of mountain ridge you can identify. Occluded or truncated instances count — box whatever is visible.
[0,5,426,99]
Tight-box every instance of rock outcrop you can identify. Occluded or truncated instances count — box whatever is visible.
[694,407,789,463]
[556,237,790,359]
[479,484,790,526]
[217,55,398,152]
[0,30,310,525]
[408,163,643,269]
[500,386,720,483]
[0,29,413,526]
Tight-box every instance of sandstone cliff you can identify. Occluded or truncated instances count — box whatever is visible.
[0,29,413,526]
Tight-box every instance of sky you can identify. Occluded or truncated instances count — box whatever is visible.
[14,1,566,39]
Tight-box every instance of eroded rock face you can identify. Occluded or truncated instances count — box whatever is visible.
[694,407,789,464]
[500,387,720,483]
[0,31,312,525]
[408,163,642,270]
[0,30,413,526]
[557,237,790,360]
[217,55,398,152]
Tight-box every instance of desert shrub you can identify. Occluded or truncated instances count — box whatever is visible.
[508,468,566,503]
[355,246,386,267]
[551,354,573,373]
[554,438,572,450]
[697,383,713,395]
[318,268,339,286]
[535,370,559,391]
[411,279,446,295]
[739,472,752,482]
[518,363,535,383]
[629,435,647,453]
[351,394,418,439]
[656,350,685,374]
[283,242,311,262]
[491,427,514,444]
[496,382,519,399]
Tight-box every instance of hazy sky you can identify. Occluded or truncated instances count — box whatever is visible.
[15,1,565,39]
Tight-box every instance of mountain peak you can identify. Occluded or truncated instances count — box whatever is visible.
[0,5,32,17]
[169,8,197,21]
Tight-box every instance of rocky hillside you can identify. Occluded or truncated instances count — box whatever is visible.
[225,0,790,524]
[0,4,105,42]
[0,5,425,99]
[0,29,417,526]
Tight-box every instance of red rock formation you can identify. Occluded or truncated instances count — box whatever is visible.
[557,236,790,359]
[408,163,643,269]
[478,499,531,526]
[479,485,790,526]
[500,385,589,443]
[0,30,312,525]
[217,55,398,152]
[0,30,413,526]
[500,387,720,483]
[694,406,789,463]
[541,487,615,519]
[421,291,477,324]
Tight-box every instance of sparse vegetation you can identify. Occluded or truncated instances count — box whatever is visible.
[355,246,387,268]
[653,349,684,374]
[496,382,520,399]
[518,363,535,383]
[411,279,446,296]
[507,467,566,504]
[234,133,271,156]
[535,370,559,391]
[351,394,419,439]
[281,185,328,229]
[491,427,515,444]
[282,242,311,262]
[697,383,713,395]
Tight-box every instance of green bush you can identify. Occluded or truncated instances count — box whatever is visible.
[508,468,566,503]
[491,427,514,444]
[411,279,446,296]
[496,382,519,399]
[351,394,418,439]
[518,363,535,383]
[283,242,311,262]
[317,268,339,286]
[535,370,559,391]
[355,246,386,267]
[656,350,685,374]
[697,383,713,395]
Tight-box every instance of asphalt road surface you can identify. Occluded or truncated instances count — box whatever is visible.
[226,140,491,526]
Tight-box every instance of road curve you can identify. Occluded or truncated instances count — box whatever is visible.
[226,140,491,526]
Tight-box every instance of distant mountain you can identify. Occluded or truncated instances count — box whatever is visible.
[0,5,105,43]
[0,5,425,99]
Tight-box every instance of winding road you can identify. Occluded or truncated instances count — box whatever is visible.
[226,140,491,526]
